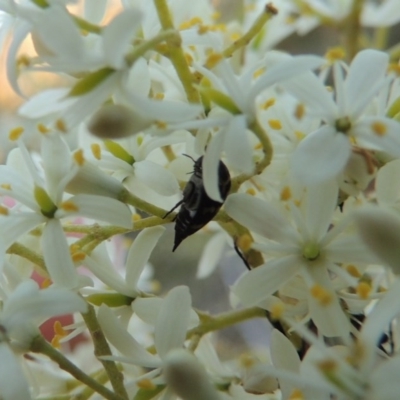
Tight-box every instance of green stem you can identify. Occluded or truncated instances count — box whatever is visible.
[125,29,177,66]
[73,15,102,34]
[7,242,47,273]
[342,0,363,60]
[30,335,125,400]
[153,0,200,103]
[222,3,278,59]
[230,119,273,192]
[187,307,266,337]
[81,305,129,400]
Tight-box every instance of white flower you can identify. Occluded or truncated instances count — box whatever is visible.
[0,279,87,400]
[0,132,132,289]
[283,49,400,184]
[225,180,374,337]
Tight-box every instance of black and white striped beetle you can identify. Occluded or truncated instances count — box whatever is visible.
[164,155,231,251]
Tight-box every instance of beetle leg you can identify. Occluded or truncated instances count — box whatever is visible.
[163,200,183,219]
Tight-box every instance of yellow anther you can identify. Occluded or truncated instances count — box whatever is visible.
[310,284,332,306]
[325,47,346,63]
[294,131,305,140]
[1,184,11,190]
[17,54,31,68]
[371,121,387,136]
[54,320,67,337]
[253,68,266,80]
[37,123,50,134]
[268,119,282,130]
[41,278,52,289]
[388,63,400,76]
[154,92,165,100]
[239,354,256,368]
[198,25,209,34]
[72,251,86,263]
[288,388,305,400]
[51,335,61,348]
[230,32,241,42]
[55,119,67,133]
[356,281,371,299]
[294,103,305,120]
[0,205,9,216]
[280,186,292,201]
[60,200,79,212]
[132,213,142,222]
[137,379,156,390]
[184,52,193,65]
[270,302,285,320]
[211,11,220,20]
[318,359,338,373]
[91,143,101,160]
[254,142,263,150]
[246,188,257,196]
[9,127,24,141]
[73,149,85,166]
[236,234,253,252]
[261,98,275,109]
[155,121,167,129]
[205,52,223,69]
[346,265,361,278]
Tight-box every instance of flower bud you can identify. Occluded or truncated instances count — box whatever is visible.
[88,104,153,139]
[163,349,220,400]
[354,206,400,274]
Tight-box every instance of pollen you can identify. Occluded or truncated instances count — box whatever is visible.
[310,284,332,306]
[325,47,346,63]
[205,52,223,69]
[1,183,11,190]
[356,281,371,299]
[371,121,387,136]
[37,123,50,134]
[60,200,79,212]
[55,118,67,133]
[0,205,9,216]
[91,143,102,160]
[246,187,257,196]
[261,98,275,110]
[280,186,292,201]
[137,379,156,390]
[72,251,86,263]
[73,149,85,166]
[270,302,285,320]
[294,103,305,120]
[237,233,253,251]
[346,264,361,278]
[288,388,305,400]
[9,126,24,141]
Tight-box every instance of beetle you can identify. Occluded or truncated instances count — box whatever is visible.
[164,155,231,251]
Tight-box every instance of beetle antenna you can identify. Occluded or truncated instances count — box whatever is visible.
[182,153,196,163]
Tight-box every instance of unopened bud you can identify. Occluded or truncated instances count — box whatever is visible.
[354,206,400,274]
[88,104,152,139]
[163,349,220,400]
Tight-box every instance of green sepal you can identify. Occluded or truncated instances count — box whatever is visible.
[86,293,134,307]
[31,0,49,8]
[133,385,165,400]
[387,97,400,118]
[34,186,57,218]
[104,140,135,164]
[69,67,115,97]
[197,86,241,115]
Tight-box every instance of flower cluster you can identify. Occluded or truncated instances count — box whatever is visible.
[1,0,400,399]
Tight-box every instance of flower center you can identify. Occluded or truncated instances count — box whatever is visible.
[302,242,320,261]
[335,116,352,134]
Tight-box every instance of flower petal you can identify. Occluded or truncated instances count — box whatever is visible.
[291,126,351,184]
[42,219,80,289]
[196,232,226,279]
[125,226,165,288]
[155,286,192,359]
[232,257,300,306]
